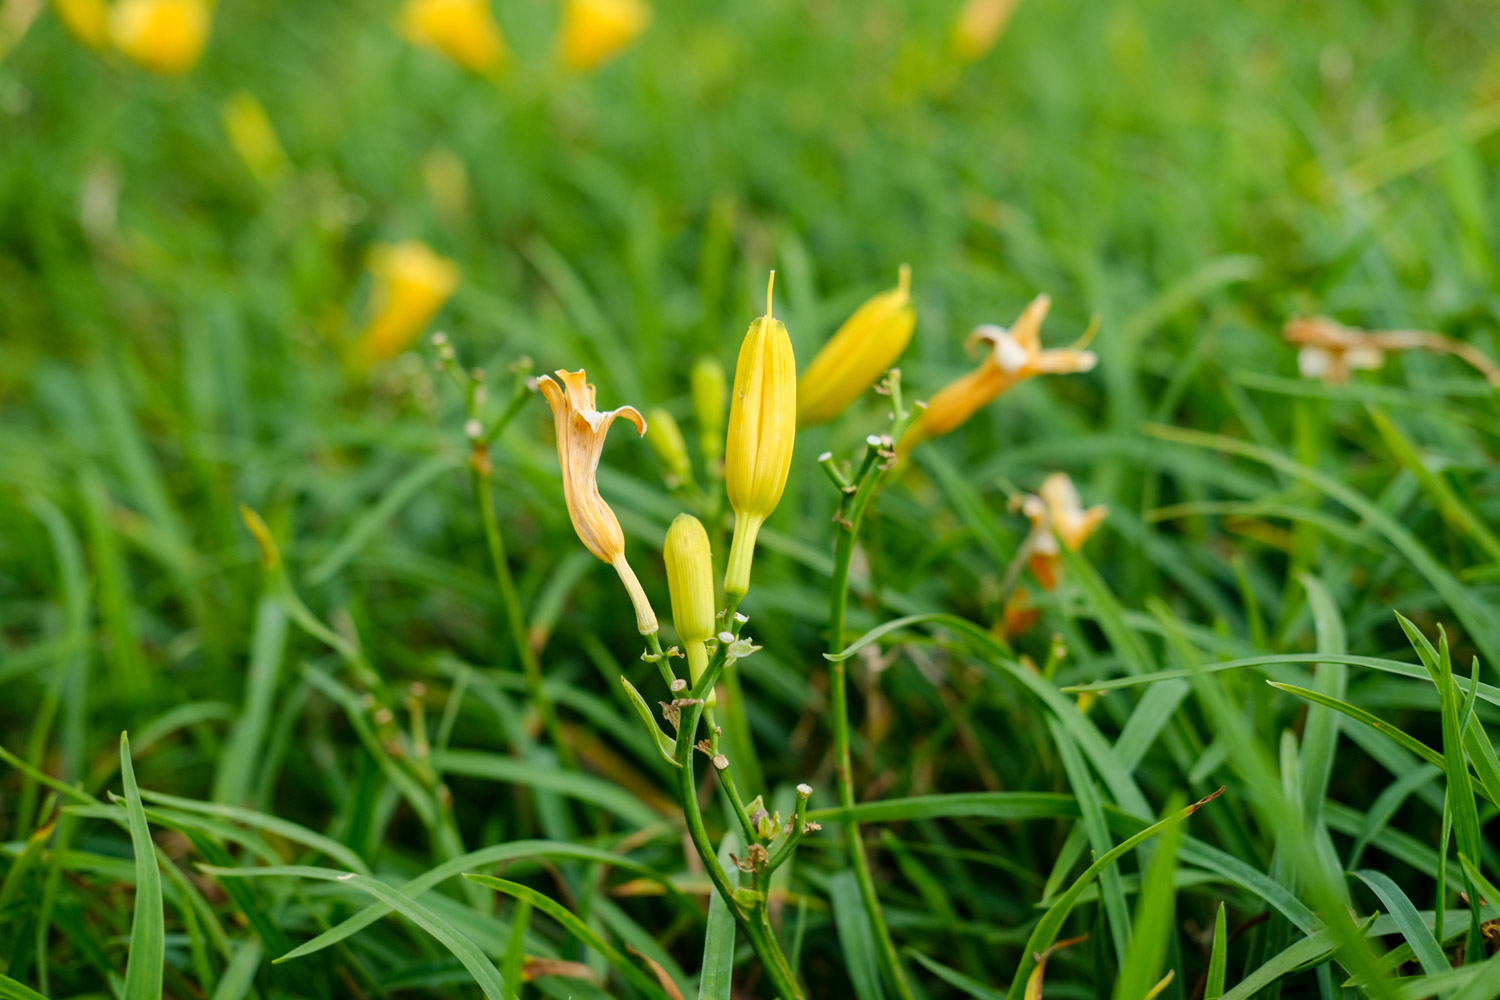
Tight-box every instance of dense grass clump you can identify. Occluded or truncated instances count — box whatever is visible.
[4,1,1500,997]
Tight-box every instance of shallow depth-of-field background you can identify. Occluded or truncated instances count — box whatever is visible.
[6,0,1500,997]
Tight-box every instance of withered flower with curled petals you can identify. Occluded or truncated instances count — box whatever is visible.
[538,369,658,634]
[1019,472,1107,590]
[897,295,1096,458]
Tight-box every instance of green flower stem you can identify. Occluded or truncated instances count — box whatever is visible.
[827,443,916,1000]
[675,631,805,1000]
[704,705,761,847]
[472,462,577,771]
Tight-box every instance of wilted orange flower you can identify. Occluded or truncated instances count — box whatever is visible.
[951,0,1024,63]
[110,0,210,74]
[538,370,658,635]
[399,0,507,74]
[897,295,1096,458]
[354,242,459,367]
[53,0,111,49]
[1017,472,1107,590]
[558,0,650,72]
[1285,315,1500,387]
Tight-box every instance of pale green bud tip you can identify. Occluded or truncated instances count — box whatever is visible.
[664,513,715,643]
[645,408,692,485]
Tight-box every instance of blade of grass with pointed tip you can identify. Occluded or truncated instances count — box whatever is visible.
[1205,903,1227,1000]
[0,974,49,1000]
[1049,717,1130,967]
[806,792,1077,825]
[1113,800,1184,1000]
[202,865,506,998]
[119,734,163,1000]
[1351,869,1448,975]
[463,874,669,1000]
[905,950,1005,1000]
[208,939,262,1000]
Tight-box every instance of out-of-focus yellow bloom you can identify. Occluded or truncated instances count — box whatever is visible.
[538,369,658,634]
[797,264,915,428]
[724,273,796,598]
[691,356,726,470]
[110,0,210,74]
[645,408,692,488]
[1019,472,1107,590]
[399,0,507,75]
[951,0,1023,63]
[222,93,288,184]
[354,242,459,366]
[53,0,110,49]
[664,513,715,702]
[558,0,650,72]
[897,295,1096,458]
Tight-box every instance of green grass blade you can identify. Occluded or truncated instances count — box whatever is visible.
[905,950,1006,1000]
[1350,870,1449,975]
[1112,799,1184,1000]
[119,733,163,1000]
[1049,717,1131,967]
[806,792,1077,825]
[830,869,887,1000]
[1205,903,1227,1000]
[462,874,669,1000]
[207,939,262,1000]
[698,832,740,1000]
[0,973,50,1000]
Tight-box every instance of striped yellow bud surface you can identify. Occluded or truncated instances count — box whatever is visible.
[723,273,796,597]
[353,242,460,367]
[399,0,507,75]
[558,0,651,72]
[797,264,915,428]
[664,514,715,702]
[690,356,726,469]
[110,0,210,74]
[645,408,693,487]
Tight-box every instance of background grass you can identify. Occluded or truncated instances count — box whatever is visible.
[5,0,1500,997]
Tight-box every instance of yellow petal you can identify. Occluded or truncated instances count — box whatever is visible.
[399,0,507,74]
[559,0,650,72]
[110,0,210,74]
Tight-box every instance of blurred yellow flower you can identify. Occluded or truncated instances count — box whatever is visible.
[724,274,796,598]
[664,513,715,701]
[1019,472,1107,590]
[558,0,650,72]
[797,264,915,428]
[354,242,460,366]
[221,92,288,184]
[538,369,658,634]
[951,0,1023,63]
[110,0,210,74]
[52,0,110,49]
[897,294,1096,458]
[399,0,507,75]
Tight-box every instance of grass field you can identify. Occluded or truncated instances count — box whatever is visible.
[5,0,1500,997]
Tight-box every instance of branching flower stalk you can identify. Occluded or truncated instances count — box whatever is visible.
[825,369,919,1000]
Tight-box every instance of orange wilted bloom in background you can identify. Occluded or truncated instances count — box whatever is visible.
[559,0,650,72]
[399,0,507,75]
[951,0,1024,63]
[538,370,659,635]
[1017,473,1107,590]
[52,0,111,49]
[897,295,1096,458]
[1285,315,1500,388]
[354,242,459,367]
[110,0,210,74]
[797,265,916,428]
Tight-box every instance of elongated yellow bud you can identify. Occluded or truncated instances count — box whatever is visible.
[645,408,692,488]
[353,242,460,367]
[110,0,210,74]
[797,265,915,428]
[664,514,715,704]
[724,273,796,598]
[691,357,727,470]
[558,0,650,72]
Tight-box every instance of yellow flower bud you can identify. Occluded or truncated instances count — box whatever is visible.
[222,93,288,184]
[797,265,915,428]
[664,514,715,703]
[53,0,111,50]
[724,273,796,598]
[691,356,726,469]
[951,0,1024,63]
[558,0,650,72]
[897,294,1096,458]
[110,0,210,75]
[538,369,658,635]
[353,242,460,367]
[645,408,692,488]
[399,0,507,75]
